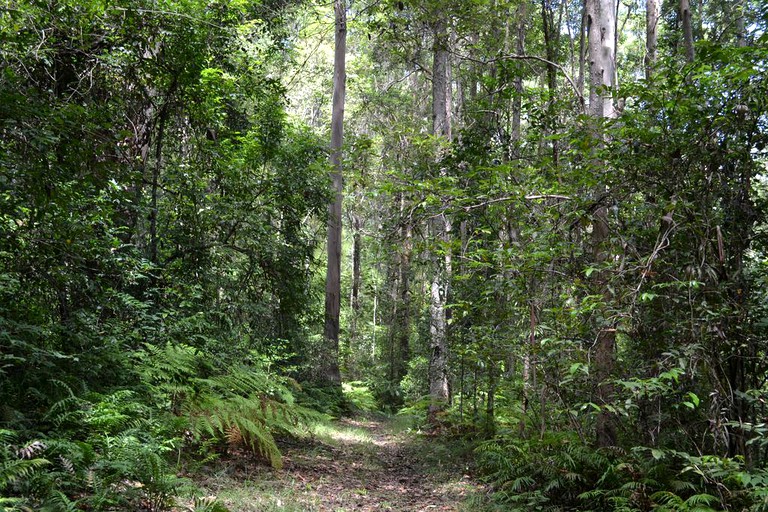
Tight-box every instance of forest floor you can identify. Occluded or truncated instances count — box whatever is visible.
[191,414,493,511]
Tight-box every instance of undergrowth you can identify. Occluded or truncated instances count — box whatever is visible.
[476,430,768,511]
[0,342,324,511]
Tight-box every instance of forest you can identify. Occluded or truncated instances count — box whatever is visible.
[1,0,767,510]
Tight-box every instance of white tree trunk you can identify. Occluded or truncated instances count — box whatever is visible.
[586,0,618,447]
[587,0,616,120]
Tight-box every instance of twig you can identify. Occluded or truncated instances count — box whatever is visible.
[463,194,571,211]
[453,51,584,109]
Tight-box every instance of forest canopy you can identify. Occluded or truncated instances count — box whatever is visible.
[1,0,767,510]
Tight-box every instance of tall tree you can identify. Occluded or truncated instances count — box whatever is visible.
[322,0,347,386]
[680,0,695,62]
[645,0,660,78]
[586,0,618,447]
[428,12,452,423]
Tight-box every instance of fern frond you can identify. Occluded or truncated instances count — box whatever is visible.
[670,479,697,492]
[651,490,685,505]
[43,396,85,427]
[683,493,717,507]
[0,496,34,512]
[0,458,50,489]
[17,441,46,460]
[225,425,243,447]
[192,496,231,512]
[43,490,80,512]
[0,430,16,447]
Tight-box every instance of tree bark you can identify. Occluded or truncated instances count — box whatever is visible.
[735,0,746,47]
[587,0,616,120]
[680,0,695,62]
[541,0,561,165]
[577,3,587,96]
[322,0,346,387]
[586,0,618,447]
[149,107,168,266]
[395,199,412,384]
[428,16,452,424]
[645,0,659,78]
[511,2,525,155]
[349,213,361,349]
[431,19,451,141]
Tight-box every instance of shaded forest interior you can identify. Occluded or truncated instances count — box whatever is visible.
[1,0,768,510]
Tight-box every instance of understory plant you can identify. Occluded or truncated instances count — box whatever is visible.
[0,341,322,511]
[477,431,768,511]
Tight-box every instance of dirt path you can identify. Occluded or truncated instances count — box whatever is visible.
[195,415,489,511]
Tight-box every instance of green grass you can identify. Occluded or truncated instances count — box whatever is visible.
[190,475,322,511]
[311,422,374,446]
[187,416,496,512]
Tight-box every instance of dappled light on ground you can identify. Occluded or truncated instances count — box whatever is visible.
[194,416,489,511]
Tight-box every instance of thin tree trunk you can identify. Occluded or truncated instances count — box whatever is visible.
[396,213,412,384]
[577,1,587,96]
[592,206,617,447]
[680,0,695,62]
[485,358,497,436]
[735,0,746,47]
[349,213,361,349]
[431,19,451,141]
[645,0,659,78]
[149,109,168,266]
[541,0,560,166]
[428,16,452,424]
[322,0,346,387]
[511,2,526,155]
[587,0,616,119]
[586,0,618,448]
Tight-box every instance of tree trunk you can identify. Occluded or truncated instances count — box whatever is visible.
[511,2,525,156]
[577,3,587,96]
[645,0,659,78]
[586,0,618,448]
[322,0,346,387]
[395,203,412,384]
[349,213,361,349]
[680,0,695,62]
[428,16,452,424]
[593,207,617,448]
[431,19,451,141]
[735,0,746,47]
[541,0,561,166]
[587,0,616,120]
[149,108,167,266]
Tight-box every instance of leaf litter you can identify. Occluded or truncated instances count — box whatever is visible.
[193,415,489,511]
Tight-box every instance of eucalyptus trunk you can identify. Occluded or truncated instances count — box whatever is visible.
[586,0,618,448]
[322,0,346,387]
[428,16,452,423]
[645,0,659,78]
[680,0,695,62]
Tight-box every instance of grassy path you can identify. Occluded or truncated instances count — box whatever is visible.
[193,415,490,511]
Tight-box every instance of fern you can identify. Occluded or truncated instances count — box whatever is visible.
[190,496,231,512]
[0,496,34,512]
[135,342,203,412]
[0,430,50,493]
[191,392,285,469]
[133,343,323,471]
[0,458,51,490]
[38,490,80,512]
